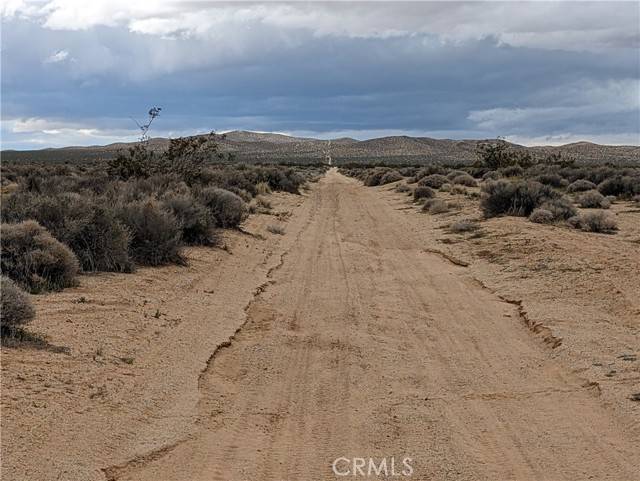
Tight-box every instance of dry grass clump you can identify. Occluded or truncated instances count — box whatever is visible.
[267,224,285,235]
[578,190,610,209]
[1,221,80,292]
[449,219,480,232]
[529,208,555,224]
[1,276,35,329]
[568,211,618,233]
[395,183,411,193]
[422,198,449,214]
[413,186,436,202]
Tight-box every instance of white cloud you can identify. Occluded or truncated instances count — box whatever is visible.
[44,48,69,63]
[4,1,638,52]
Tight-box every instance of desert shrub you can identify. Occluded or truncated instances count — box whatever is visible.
[117,200,184,266]
[481,180,559,217]
[633,194,640,204]
[422,198,448,214]
[2,192,133,273]
[398,167,418,177]
[529,208,555,224]
[482,171,501,181]
[578,190,610,209]
[419,174,448,189]
[597,176,640,198]
[440,183,452,192]
[162,193,218,245]
[499,165,524,178]
[1,276,35,329]
[449,219,479,232]
[567,179,596,193]
[1,221,79,292]
[539,197,577,220]
[379,170,403,185]
[569,211,618,233]
[413,186,435,202]
[534,173,568,188]
[451,185,467,195]
[446,170,468,180]
[363,168,389,186]
[267,224,285,235]
[255,182,272,195]
[395,183,411,193]
[414,165,446,180]
[199,187,248,228]
[451,173,478,187]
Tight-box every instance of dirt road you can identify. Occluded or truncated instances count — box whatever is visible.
[103,170,639,480]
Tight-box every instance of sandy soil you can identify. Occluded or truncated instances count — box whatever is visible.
[2,169,639,480]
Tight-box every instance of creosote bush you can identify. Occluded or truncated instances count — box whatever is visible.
[1,276,35,329]
[1,221,80,292]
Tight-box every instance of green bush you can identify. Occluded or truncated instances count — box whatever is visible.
[1,221,80,292]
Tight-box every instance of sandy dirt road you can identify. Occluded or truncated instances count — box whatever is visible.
[103,170,637,480]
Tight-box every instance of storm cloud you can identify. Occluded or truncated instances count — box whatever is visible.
[1,1,639,148]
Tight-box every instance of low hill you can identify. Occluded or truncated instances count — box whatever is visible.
[2,131,639,165]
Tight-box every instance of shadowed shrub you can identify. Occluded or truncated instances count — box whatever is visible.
[567,179,596,193]
[482,171,502,181]
[1,221,80,292]
[578,190,610,209]
[499,165,524,178]
[199,187,248,228]
[481,180,559,217]
[597,176,640,199]
[413,186,435,202]
[379,170,403,185]
[117,200,185,266]
[1,276,35,329]
[534,173,568,188]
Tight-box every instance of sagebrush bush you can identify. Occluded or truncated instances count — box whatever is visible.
[529,208,555,224]
[569,211,618,233]
[117,200,185,266]
[499,165,524,178]
[395,183,411,193]
[413,186,435,202]
[199,187,248,228]
[418,174,448,189]
[379,170,403,185]
[1,221,80,292]
[481,180,559,217]
[578,190,610,209]
[482,171,502,181]
[567,179,596,193]
[449,219,479,232]
[451,173,477,187]
[1,276,35,329]
[446,170,467,181]
[540,196,577,220]
[162,193,218,245]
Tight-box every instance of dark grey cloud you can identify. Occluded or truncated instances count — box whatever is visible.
[1,1,639,148]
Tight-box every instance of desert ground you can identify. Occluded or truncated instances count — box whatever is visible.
[2,168,638,481]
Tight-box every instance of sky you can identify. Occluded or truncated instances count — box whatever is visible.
[1,0,639,149]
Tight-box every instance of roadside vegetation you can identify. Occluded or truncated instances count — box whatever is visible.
[0,134,326,343]
[341,138,639,235]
